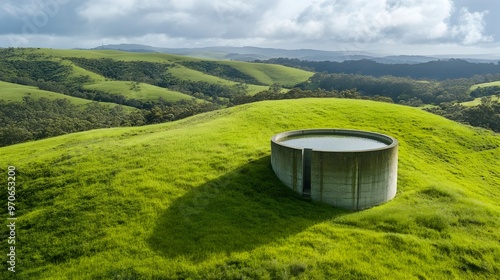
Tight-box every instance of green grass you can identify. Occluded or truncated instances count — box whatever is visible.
[1,98,499,279]
[84,81,196,102]
[0,81,92,105]
[7,48,311,97]
[0,81,139,112]
[61,59,106,82]
[31,48,192,63]
[169,65,270,95]
[222,61,314,87]
[35,48,312,88]
[470,81,500,92]
[461,95,500,107]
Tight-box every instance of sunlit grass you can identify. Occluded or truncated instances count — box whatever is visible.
[60,59,106,82]
[470,80,500,92]
[84,81,196,102]
[169,65,270,95]
[35,49,311,94]
[222,61,314,87]
[461,95,500,106]
[0,98,499,279]
[0,81,91,105]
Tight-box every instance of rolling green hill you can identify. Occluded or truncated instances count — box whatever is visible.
[30,48,314,88]
[84,81,196,103]
[0,81,138,111]
[1,48,313,109]
[470,80,500,91]
[169,65,271,95]
[461,95,500,106]
[1,98,499,279]
[221,60,314,87]
[0,81,90,104]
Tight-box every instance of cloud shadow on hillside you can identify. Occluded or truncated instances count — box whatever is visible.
[148,156,347,261]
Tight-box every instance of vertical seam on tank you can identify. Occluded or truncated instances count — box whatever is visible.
[319,153,324,202]
[355,157,360,211]
[292,150,297,192]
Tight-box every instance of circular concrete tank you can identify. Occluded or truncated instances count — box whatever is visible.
[271,129,398,210]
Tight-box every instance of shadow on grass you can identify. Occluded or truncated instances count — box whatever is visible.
[148,156,347,261]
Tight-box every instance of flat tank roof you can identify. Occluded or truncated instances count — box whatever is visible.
[272,129,397,152]
[279,135,387,152]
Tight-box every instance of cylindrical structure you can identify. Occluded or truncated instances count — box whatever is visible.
[271,129,398,210]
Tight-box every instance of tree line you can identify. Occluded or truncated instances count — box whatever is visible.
[69,58,245,99]
[258,58,500,80]
[295,73,481,105]
[0,96,144,146]
[179,61,263,85]
[425,99,500,132]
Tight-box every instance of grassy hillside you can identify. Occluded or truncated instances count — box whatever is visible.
[1,48,313,115]
[470,80,500,91]
[222,61,314,87]
[84,81,195,103]
[1,99,499,279]
[35,48,313,88]
[0,81,108,105]
[461,95,500,106]
[0,81,89,104]
[0,81,140,113]
[61,59,106,82]
[169,65,271,95]
[30,48,191,63]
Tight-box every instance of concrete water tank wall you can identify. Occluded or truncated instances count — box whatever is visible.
[271,129,398,211]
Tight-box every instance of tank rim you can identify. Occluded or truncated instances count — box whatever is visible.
[271,128,398,152]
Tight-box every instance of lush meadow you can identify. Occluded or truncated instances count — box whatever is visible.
[0,98,499,279]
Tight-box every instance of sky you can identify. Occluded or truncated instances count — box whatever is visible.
[1,0,500,56]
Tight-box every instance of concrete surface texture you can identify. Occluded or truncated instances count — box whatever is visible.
[271,129,398,210]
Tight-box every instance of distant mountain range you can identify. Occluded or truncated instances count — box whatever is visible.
[90,44,500,64]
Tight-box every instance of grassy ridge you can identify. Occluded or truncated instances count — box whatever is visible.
[34,48,313,88]
[0,98,499,279]
[84,81,196,102]
[222,61,314,87]
[0,81,93,105]
[31,48,190,63]
[462,95,500,106]
[61,59,106,82]
[470,80,500,91]
[0,81,140,112]
[169,66,271,95]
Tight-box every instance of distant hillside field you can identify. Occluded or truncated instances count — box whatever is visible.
[36,48,314,88]
[168,66,271,95]
[470,80,500,91]
[222,61,314,87]
[84,81,196,102]
[0,81,92,105]
[1,98,498,279]
[1,48,313,110]
[31,48,191,63]
[461,95,500,106]
[0,81,139,111]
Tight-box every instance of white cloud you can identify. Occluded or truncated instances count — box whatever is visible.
[452,8,492,44]
[0,0,497,53]
[77,0,138,21]
[260,0,493,46]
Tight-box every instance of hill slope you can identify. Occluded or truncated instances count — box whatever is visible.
[470,80,500,91]
[0,81,138,110]
[32,48,314,88]
[0,99,499,279]
[0,81,91,104]
[83,81,195,103]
